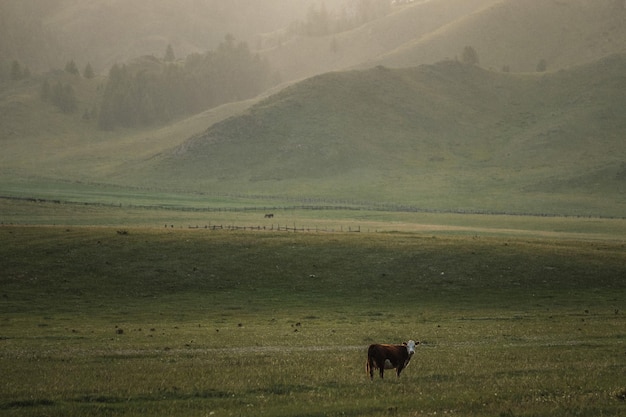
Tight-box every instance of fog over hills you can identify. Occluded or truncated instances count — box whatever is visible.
[374,0,626,72]
[259,0,497,82]
[0,0,316,73]
[123,55,626,216]
[1,0,625,217]
[4,0,625,78]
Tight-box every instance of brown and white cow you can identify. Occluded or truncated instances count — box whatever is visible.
[366,340,419,380]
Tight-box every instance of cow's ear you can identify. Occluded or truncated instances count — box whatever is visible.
[402,342,407,346]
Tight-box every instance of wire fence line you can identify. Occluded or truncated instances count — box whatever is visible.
[1,194,623,220]
[179,224,361,233]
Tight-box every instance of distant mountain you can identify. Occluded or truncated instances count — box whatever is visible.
[131,54,626,216]
[2,0,626,218]
[261,0,626,82]
[1,0,312,73]
[259,0,499,82]
[373,0,626,72]
[4,0,625,83]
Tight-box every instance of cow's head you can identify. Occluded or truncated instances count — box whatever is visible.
[404,340,420,355]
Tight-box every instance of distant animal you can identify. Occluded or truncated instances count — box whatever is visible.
[366,340,419,380]
[264,213,274,218]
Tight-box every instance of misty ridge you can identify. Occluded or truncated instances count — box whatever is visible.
[2,0,625,128]
[3,4,626,417]
[1,0,625,216]
[0,0,395,73]
[1,0,403,129]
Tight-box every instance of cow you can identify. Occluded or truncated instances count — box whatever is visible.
[264,213,274,218]
[366,340,419,380]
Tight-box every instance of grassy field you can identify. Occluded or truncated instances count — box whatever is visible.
[3,197,626,240]
[1,225,624,416]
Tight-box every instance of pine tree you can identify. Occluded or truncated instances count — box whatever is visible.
[83,62,95,79]
[65,60,79,76]
[10,60,23,80]
[536,58,548,72]
[63,84,77,112]
[164,44,176,62]
[40,79,51,101]
[99,64,135,129]
[461,46,480,66]
[51,82,77,113]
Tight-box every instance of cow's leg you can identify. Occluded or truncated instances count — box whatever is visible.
[379,366,384,379]
[396,365,404,377]
[367,359,374,380]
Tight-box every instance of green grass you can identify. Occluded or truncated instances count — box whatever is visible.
[377,0,626,73]
[129,58,626,217]
[3,3,626,223]
[2,197,626,241]
[3,55,626,219]
[1,226,625,416]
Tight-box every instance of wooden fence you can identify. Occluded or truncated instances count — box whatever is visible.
[177,224,361,233]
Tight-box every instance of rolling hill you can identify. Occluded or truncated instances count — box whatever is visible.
[2,1,626,219]
[0,0,312,74]
[259,0,499,82]
[373,0,626,72]
[6,0,625,83]
[123,55,626,217]
[260,0,626,82]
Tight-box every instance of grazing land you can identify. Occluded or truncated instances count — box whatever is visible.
[1,225,624,416]
[3,3,625,414]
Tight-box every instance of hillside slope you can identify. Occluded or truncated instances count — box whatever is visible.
[261,0,626,82]
[260,0,499,82]
[5,0,625,84]
[1,0,310,73]
[0,68,262,182]
[130,55,626,216]
[375,0,626,72]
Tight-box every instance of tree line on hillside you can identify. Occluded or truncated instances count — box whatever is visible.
[38,60,95,114]
[98,36,277,130]
[40,79,77,113]
[3,58,93,82]
[4,36,275,125]
[291,0,392,37]
[0,58,92,114]
[6,60,31,81]
[461,45,550,73]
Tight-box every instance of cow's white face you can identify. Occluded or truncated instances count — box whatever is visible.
[405,340,419,355]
